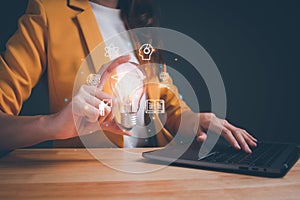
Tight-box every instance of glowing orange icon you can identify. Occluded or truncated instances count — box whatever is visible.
[139,43,154,61]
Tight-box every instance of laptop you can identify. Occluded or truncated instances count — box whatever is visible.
[142,138,299,178]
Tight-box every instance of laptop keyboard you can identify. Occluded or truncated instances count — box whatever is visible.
[200,143,289,167]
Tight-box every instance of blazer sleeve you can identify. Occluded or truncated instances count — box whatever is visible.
[160,75,195,136]
[0,0,48,115]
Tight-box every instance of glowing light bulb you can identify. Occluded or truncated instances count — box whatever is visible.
[109,62,146,130]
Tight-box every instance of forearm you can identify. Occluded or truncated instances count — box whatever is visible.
[0,111,56,151]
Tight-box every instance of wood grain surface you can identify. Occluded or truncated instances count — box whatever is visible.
[0,148,299,200]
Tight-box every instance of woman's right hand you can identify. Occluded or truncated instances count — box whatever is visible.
[49,55,132,140]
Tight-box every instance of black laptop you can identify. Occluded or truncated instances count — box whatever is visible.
[142,138,299,178]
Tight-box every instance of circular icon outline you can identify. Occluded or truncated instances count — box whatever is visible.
[72,27,227,173]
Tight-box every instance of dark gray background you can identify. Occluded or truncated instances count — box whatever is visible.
[0,0,299,144]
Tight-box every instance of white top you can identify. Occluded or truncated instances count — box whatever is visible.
[90,2,149,147]
[90,2,138,63]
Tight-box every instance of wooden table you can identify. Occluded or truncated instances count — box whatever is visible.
[0,148,299,200]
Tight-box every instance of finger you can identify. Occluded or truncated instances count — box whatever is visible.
[224,121,257,148]
[224,120,257,142]
[95,91,113,102]
[231,129,252,153]
[81,103,100,122]
[244,131,257,142]
[103,106,113,122]
[98,106,112,123]
[83,85,113,100]
[98,71,109,90]
[82,87,114,119]
[81,88,104,109]
[80,88,114,123]
[242,131,257,147]
[197,130,207,142]
[221,128,241,150]
[83,92,102,108]
[73,97,96,117]
[223,120,256,152]
[83,91,113,120]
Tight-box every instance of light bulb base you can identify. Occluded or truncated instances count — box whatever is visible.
[120,112,137,130]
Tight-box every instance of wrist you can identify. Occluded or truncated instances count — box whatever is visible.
[38,114,59,141]
[181,111,200,133]
[41,103,77,140]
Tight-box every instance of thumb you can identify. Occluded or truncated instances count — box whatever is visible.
[197,130,207,142]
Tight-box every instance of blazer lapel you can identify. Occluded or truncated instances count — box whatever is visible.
[69,0,110,73]
[68,0,123,147]
[68,0,90,10]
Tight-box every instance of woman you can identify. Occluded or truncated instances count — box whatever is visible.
[0,0,257,152]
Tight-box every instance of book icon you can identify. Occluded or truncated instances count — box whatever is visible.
[145,99,165,114]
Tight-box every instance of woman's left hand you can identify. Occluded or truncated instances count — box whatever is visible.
[196,113,257,153]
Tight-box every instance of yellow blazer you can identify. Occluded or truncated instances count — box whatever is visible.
[0,0,192,147]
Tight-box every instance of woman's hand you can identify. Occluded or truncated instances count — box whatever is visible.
[50,55,132,140]
[196,113,257,153]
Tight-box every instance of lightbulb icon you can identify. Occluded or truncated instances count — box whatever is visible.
[109,62,146,130]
